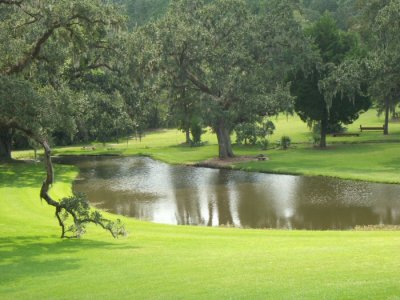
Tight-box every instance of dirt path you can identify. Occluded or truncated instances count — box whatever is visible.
[192,155,268,169]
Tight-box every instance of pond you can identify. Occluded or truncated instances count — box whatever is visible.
[57,156,400,230]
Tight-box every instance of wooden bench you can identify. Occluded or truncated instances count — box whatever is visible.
[256,154,267,161]
[332,132,360,137]
[81,146,96,151]
[360,125,384,132]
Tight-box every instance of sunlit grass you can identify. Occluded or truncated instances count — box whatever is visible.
[1,163,399,299]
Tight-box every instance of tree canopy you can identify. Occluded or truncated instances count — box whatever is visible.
[291,13,371,147]
[138,0,314,158]
[0,0,129,238]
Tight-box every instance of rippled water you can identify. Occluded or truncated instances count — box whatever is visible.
[57,156,400,230]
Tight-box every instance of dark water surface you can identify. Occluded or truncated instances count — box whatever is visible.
[57,156,400,230]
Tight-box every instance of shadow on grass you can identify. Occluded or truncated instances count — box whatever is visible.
[381,156,400,172]
[0,162,74,189]
[0,235,137,284]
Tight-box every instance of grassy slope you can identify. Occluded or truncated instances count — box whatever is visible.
[1,163,400,299]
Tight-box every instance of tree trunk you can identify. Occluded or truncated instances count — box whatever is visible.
[185,127,191,144]
[184,108,192,144]
[384,97,390,135]
[215,118,234,159]
[319,113,328,148]
[0,127,13,160]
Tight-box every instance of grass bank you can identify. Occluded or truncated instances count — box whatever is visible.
[1,163,400,299]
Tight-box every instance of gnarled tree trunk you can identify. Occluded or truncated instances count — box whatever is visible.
[0,127,13,161]
[215,118,234,159]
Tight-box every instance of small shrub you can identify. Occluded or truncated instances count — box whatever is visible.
[190,118,205,147]
[235,120,275,145]
[311,125,321,146]
[258,138,269,150]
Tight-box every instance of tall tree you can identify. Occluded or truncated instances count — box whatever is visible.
[141,0,313,159]
[0,0,128,237]
[0,0,126,159]
[291,14,370,148]
[320,0,400,135]
[363,0,400,135]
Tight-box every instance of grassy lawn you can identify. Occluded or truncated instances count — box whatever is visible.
[1,163,400,299]
[12,110,400,183]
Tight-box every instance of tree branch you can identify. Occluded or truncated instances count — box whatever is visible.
[185,69,220,102]
[3,13,117,75]
[5,25,60,75]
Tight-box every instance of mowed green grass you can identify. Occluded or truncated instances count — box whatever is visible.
[1,163,400,299]
[13,109,400,183]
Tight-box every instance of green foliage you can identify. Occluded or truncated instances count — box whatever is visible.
[60,192,126,238]
[235,123,259,145]
[0,76,48,133]
[142,0,313,157]
[11,109,400,182]
[257,138,269,150]
[125,0,170,27]
[190,117,205,146]
[0,0,132,156]
[235,120,275,145]
[301,0,358,30]
[290,13,371,147]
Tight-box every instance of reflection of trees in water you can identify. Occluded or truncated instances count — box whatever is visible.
[236,183,275,228]
[236,175,300,229]
[294,206,379,230]
[292,177,400,229]
[207,200,214,226]
[72,157,400,229]
[235,175,400,230]
[370,185,400,225]
[168,167,204,226]
[168,168,235,227]
[173,187,204,225]
[211,170,234,226]
[75,182,157,221]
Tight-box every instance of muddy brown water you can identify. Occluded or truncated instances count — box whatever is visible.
[56,156,400,230]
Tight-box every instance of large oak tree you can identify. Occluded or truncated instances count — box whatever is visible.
[0,0,128,238]
[139,0,314,159]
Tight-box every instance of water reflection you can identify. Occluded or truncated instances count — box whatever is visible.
[56,156,400,230]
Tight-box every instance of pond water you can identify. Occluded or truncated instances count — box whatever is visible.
[57,156,400,230]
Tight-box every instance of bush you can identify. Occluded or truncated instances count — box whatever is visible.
[235,120,275,145]
[258,138,269,150]
[235,123,258,145]
[190,118,205,147]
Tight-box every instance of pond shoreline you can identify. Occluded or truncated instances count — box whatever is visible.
[52,153,400,185]
[58,155,400,230]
